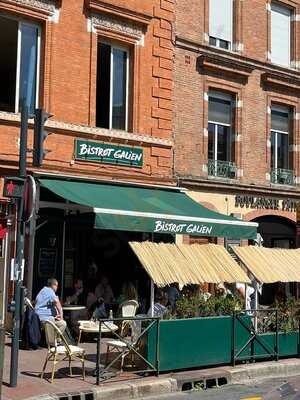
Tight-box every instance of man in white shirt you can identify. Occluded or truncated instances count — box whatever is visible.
[236,283,255,311]
[35,278,66,334]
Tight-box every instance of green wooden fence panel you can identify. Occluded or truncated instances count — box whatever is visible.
[147,316,299,372]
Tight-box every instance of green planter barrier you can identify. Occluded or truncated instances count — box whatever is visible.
[147,316,299,373]
[256,332,299,358]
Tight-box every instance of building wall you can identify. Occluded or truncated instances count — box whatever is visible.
[0,0,175,189]
[175,0,300,189]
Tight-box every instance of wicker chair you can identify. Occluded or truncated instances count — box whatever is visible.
[120,300,139,336]
[105,317,141,372]
[41,320,85,383]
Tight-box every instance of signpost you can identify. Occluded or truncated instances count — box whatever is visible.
[1,99,50,388]
[75,139,143,168]
[8,101,28,388]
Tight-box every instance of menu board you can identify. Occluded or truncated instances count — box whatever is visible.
[38,248,57,277]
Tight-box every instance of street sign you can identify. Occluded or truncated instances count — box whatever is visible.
[3,177,24,199]
[74,139,144,168]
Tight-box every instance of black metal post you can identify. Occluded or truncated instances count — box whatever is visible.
[275,310,279,361]
[232,312,236,366]
[0,322,4,398]
[9,100,28,387]
[96,321,102,385]
[156,319,160,376]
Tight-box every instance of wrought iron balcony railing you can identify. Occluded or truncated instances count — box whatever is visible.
[270,168,295,186]
[208,159,237,179]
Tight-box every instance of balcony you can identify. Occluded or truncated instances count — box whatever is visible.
[208,160,237,180]
[271,168,295,186]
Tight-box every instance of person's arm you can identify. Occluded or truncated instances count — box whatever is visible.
[66,290,80,305]
[236,283,246,299]
[54,298,63,320]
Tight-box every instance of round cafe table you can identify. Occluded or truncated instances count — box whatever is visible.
[77,320,118,344]
[62,304,86,311]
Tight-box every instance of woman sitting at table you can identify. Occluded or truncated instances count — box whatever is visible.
[65,279,86,305]
[65,279,88,337]
[95,276,114,304]
[117,281,138,304]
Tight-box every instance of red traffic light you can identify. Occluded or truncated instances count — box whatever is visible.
[3,177,24,198]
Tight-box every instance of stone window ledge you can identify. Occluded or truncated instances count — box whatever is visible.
[0,111,173,148]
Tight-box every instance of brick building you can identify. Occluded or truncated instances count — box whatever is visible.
[175,0,300,261]
[0,0,175,302]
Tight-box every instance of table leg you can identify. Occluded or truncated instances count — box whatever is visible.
[77,329,82,345]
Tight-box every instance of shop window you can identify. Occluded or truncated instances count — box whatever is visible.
[271,2,292,67]
[209,0,233,50]
[0,15,40,114]
[96,42,129,131]
[270,105,294,185]
[208,91,236,179]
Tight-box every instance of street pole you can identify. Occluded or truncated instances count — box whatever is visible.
[9,100,28,387]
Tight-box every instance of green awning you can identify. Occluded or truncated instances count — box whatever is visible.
[39,179,257,239]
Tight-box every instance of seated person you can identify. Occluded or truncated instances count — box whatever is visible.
[147,290,169,318]
[166,282,181,310]
[35,278,66,334]
[95,276,114,304]
[117,281,138,304]
[65,279,88,336]
[90,297,107,319]
[65,279,86,305]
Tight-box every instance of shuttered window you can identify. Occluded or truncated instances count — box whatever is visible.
[271,2,291,67]
[208,92,233,162]
[271,105,290,170]
[208,92,232,125]
[209,0,233,49]
[271,105,289,132]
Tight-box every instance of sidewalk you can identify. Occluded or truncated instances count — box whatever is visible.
[2,337,300,400]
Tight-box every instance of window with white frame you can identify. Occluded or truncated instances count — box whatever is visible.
[0,15,40,114]
[96,42,129,131]
[208,91,233,162]
[271,105,290,170]
[271,2,292,67]
[209,0,233,50]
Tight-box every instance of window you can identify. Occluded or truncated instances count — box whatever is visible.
[208,91,236,179]
[271,2,291,67]
[209,0,233,50]
[208,92,233,162]
[271,105,290,170]
[0,15,40,114]
[96,42,129,131]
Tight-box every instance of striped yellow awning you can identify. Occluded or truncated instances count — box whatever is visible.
[129,242,250,287]
[232,246,300,283]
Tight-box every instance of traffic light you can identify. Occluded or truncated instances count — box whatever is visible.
[3,177,24,198]
[33,108,52,167]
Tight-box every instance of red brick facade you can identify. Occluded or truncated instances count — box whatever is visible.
[174,0,300,230]
[0,0,175,191]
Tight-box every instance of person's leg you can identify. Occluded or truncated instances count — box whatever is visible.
[70,310,87,337]
[55,319,67,334]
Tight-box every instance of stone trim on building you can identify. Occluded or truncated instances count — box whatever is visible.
[0,0,59,20]
[89,12,145,43]
[0,111,173,148]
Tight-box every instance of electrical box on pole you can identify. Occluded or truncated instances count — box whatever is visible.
[33,108,52,167]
